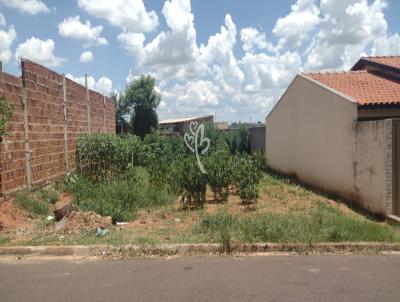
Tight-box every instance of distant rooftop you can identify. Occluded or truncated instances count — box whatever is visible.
[159,117,196,124]
[159,115,214,125]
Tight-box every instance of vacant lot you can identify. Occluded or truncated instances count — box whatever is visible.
[1,171,399,247]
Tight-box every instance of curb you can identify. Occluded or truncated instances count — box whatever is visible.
[1,242,400,258]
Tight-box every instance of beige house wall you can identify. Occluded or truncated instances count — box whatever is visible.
[266,75,358,197]
[266,75,392,216]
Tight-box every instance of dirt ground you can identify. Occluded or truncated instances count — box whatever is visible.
[0,176,375,246]
[0,199,36,243]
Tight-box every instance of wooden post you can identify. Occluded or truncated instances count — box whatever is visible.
[85,74,91,133]
[20,59,32,191]
[62,74,69,171]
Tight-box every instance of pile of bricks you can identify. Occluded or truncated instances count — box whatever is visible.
[0,59,115,196]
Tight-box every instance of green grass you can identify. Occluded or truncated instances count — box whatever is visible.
[67,167,177,223]
[15,191,50,216]
[193,202,400,245]
[36,188,59,204]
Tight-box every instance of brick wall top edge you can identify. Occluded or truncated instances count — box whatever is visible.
[1,72,21,85]
[20,58,112,103]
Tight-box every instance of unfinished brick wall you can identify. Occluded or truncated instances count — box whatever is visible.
[0,59,116,196]
[0,72,26,194]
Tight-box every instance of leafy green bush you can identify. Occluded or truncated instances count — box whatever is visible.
[15,191,49,216]
[234,154,261,204]
[205,150,234,202]
[143,133,189,186]
[76,133,143,180]
[169,157,208,209]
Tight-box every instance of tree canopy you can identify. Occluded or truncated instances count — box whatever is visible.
[124,75,161,138]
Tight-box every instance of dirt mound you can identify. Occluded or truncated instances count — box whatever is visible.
[54,211,112,234]
[0,199,34,232]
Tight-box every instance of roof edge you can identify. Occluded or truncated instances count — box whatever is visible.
[299,74,358,104]
[351,57,400,74]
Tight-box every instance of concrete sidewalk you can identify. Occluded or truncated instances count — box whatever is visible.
[0,254,399,302]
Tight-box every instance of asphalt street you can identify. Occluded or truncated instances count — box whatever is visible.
[0,254,399,302]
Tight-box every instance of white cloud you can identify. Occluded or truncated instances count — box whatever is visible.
[240,27,274,53]
[119,0,200,81]
[240,51,302,92]
[80,51,93,63]
[0,15,16,63]
[58,16,107,47]
[160,80,218,117]
[199,14,244,95]
[372,34,400,56]
[66,73,113,96]
[0,13,6,27]
[15,37,65,67]
[1,0,50,15]
[273,0,320,50]
[305,0,388,70]
[122,0,399,122]
[77,0,158,33]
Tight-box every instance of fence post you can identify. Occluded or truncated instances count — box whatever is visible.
[62,74,69,171]
[85,74,91,133]
[20,59,32,191]
[103,95,107,132]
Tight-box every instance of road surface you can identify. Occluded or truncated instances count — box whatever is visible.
[0,254,399,301]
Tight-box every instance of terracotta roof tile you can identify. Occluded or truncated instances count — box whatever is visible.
[304,70,400,106]
[364,56,400,69]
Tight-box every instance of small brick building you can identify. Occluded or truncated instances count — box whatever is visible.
[266,56,400,218]
[0,59,115,196]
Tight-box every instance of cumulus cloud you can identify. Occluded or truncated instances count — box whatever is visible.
[0,15,16,63]
[305,0,388,70]
[15,37,65,67]
[0,0,50,15]
[372,34,400,56]
[58,16,107,47]
[121,0,398,122]
[66,73,113,96]
[240,27,274,53]
[119,0,201,81]
[273,0,321,50]
[80,51,93,63]
[77,0,158,33]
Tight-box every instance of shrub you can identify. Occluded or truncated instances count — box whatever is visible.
[76,133,143,180]
[66,167,176,223]
[234,154,262,204]
[169,157,208,209]
[205,150,234,202]
[15,191,49,216]
[143,133,189,187]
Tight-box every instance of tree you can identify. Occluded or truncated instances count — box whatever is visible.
[112,92,130,135]
[124,75,161,139]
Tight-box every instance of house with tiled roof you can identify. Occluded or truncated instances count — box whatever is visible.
[266,56,400,219]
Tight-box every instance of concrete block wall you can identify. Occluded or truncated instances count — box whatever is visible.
[0,59,115,195]
[249,126,266,152]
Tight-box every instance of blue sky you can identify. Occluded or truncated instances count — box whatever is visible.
[1,0,400,122]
